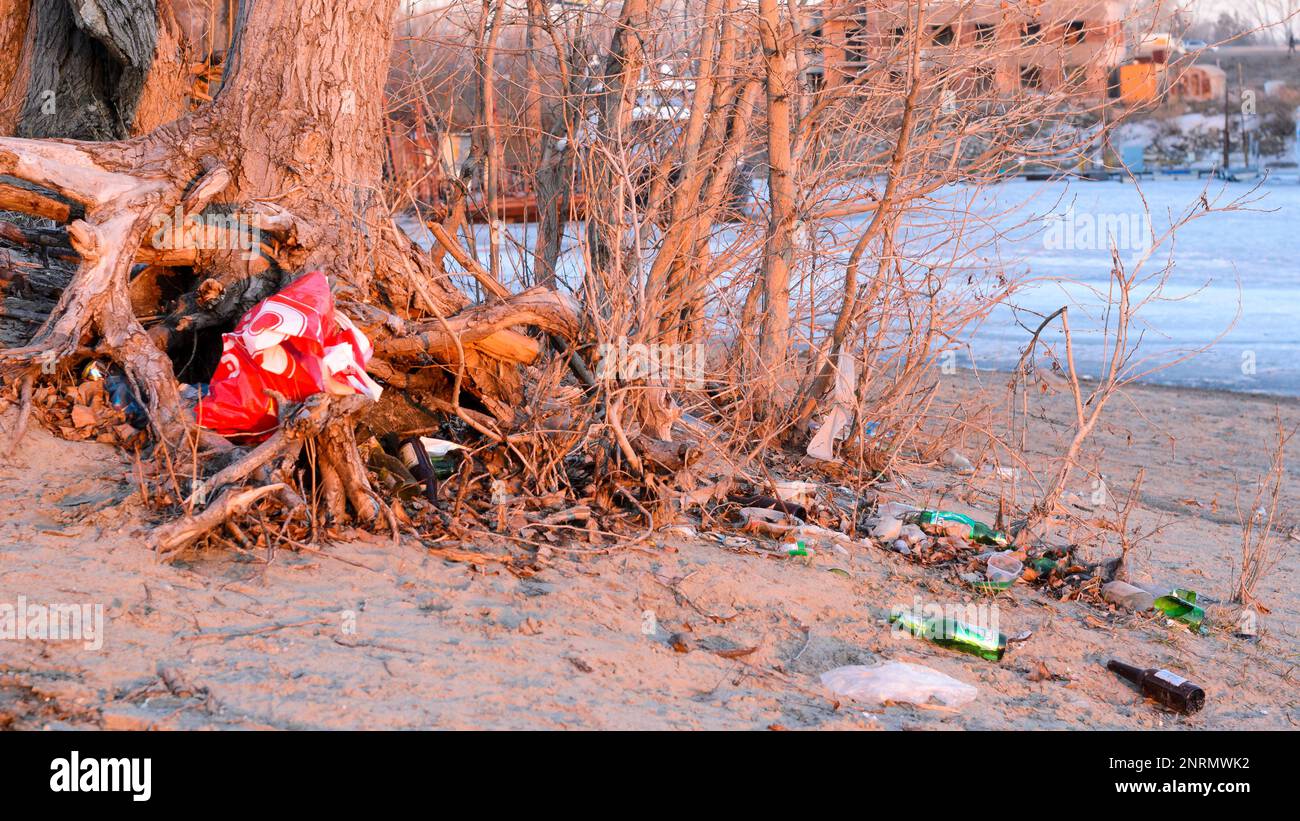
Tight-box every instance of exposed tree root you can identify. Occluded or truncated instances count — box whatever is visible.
[0,0,593,550]
[3,369,32,456]
[155,483,288,557]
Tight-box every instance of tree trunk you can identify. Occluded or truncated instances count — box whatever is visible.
[6,0,190,139]
[0,0,33,134]
[755,0,795,399]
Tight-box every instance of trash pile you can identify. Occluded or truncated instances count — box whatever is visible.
[700,475,1213,715]
[196,270,382,441]
[26,360,148,449]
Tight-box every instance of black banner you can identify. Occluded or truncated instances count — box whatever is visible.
[0,730,1282,809]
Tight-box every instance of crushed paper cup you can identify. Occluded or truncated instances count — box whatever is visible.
[197,270,381,440]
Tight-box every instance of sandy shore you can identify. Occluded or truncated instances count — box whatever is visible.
[0,372,1296,730]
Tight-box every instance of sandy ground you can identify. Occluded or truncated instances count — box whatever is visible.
[0,371,1296,730]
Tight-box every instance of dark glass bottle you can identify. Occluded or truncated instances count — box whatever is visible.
[1107,659,1205,713]
[396,436,439,504]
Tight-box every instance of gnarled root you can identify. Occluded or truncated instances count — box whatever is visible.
[157,394,382,557]
[0,135,198,445]
[155,483,287,558]
[2,131,589,551]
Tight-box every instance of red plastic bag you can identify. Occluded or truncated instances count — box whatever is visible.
[197,271,382,440]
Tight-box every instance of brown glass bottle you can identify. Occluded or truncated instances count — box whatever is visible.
[1107,659,1205,714]
[396,436,439,504]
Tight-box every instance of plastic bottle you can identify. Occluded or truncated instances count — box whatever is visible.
[1102,580,1156,611]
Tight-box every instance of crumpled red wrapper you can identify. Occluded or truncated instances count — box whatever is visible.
[196,270,382,440]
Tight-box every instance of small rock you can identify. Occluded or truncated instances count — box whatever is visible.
[891,539,911,556]
[668,633,692,653]
[100,707,155,731]
[900,524,926,545]
[868,516,903,541]
[943,449,976,475]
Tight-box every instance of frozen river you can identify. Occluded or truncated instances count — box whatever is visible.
[408,174,1300,398]
[960,177,1300,397]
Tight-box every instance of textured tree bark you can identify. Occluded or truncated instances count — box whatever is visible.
[755,0,794,396]
[10,0,171,139]
[529,0,578,290]
[0,0,33,134]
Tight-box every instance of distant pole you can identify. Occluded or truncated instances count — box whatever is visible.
[1238,63,1249,168]
[1222,69,1230,171]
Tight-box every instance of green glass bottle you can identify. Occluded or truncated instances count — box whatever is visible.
[910,510,1008,546]
[783,539,809,557]
[889,611,1007,661]
[1153,589,1205,631]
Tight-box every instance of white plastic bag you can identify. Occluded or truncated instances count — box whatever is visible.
[820,661,978,708]
[806,351,855,461]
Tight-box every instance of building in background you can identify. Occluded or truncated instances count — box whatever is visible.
[812,0,1127,100]
[1172,64,1227,103]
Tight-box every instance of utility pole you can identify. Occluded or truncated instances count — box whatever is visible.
[1221,65,1231,172]
[1238,63,1249,168]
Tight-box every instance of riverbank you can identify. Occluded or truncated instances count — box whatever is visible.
[0,374,1295,729]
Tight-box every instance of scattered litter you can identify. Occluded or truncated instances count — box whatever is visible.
[730,493,807,522]
[986,551,1023,585]
[365,448,421,500]
[781,538,811,558]
[738,506,802,537]
[1107,659,1205,714]
[806,351,855,461]
[868,515,903,541]
[1153,588,1206,632]
[899,523,927,545]
[390,436,463,502]
[82,361,147,428]
[197,270,382,439]
[890,610,1007,661]
[878,501,918,519]
[1102,580,1155,612]
[714,534,753,550]
[773,480,818,507]
[942,449,975,475]
[660,524,699,538]
[821,662,978,708]
[907,509,1007,546]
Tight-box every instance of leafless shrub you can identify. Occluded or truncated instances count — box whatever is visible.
[1232,412,1296,607]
